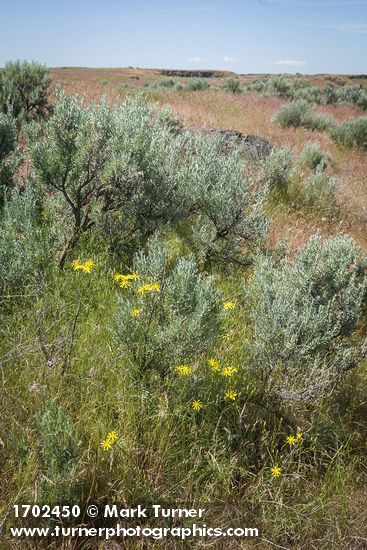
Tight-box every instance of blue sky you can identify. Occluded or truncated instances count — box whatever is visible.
[0,0,366,73]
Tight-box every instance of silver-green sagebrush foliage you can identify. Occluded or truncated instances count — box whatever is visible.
[0,112,19,204]
[260,147,293,192]
[249,234,367,402]
[331,117,367,151]
[114,237,223,376]
[299,142,331,172]
[0,187,52,292]
[304,167,337,209]
[0,60,52,123]
[27,92,116,266]
[274,100,334,132]
[28,93,267,267]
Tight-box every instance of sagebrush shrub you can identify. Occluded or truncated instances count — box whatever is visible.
[114,237,223,375]
[249,234,367,402]
[274,100,334,132]
[304,167,337,209]
[156,106,184,133]
[331,117,367,151]
[158,77,176,88]
[0,60,52,123]
[186,78,209,91]
[266,76,293,98]
[260,147,293,192]
[299,142,331,171]
[336,85,367,110]
[27,92,117,265]
[222,78,242,94]
[29,93,266,267]
[0,187,52,291]
[292,83,323,104]
[0,113,18,204]
[185,132,268,265]
[323,83,338,105]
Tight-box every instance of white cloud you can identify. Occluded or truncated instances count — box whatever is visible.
[187,57,208,63]
[223,56,238,63]
[272,59,307,66]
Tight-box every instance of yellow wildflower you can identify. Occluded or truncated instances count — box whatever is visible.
[72,259,95,273]
[72,260,84,271]
[101,439,113,451]
[297,432,303,441]
[114,272,138,281]
[224,390,237,401]
[106,431,117,443]
[149,282,160,291]
[83,260,95,273]
[192,400,203,411]
[224,301,235,310]
[138,282,161,294]
[286,435,297,446]
[271,466,282,478]
[176,365,192,376]
[221,367,238,377]
[114,273,139,289]
[208,358,220,372]
[101,430,118,451]
[223,331,233,341]
[131,308,140,317]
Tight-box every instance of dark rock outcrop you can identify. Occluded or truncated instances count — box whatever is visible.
[210,129,272,162]
[160,69,230,79]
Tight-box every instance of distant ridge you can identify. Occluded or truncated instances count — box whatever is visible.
[160,69,234,78]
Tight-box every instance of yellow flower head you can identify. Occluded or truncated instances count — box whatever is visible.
[72,259,95,273]
[101,430,118,450]
[83,260,95,273]
[224,390,237,401]
[138,282,161,294]
[224,301,235,310]
[131,308,140,317]
[208,358,220,372]
[176,365,192,376]
[106,431,117,443]
[271,466,282,478]
[101,439,113,451]
[114,273,139,289]
[223,331,233,341]
[192,400,203,411]
[221,367,238,377]
[114,272,139,282]
[72,260,84,271]
[297,432,303,441]
[286,435,297,446]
